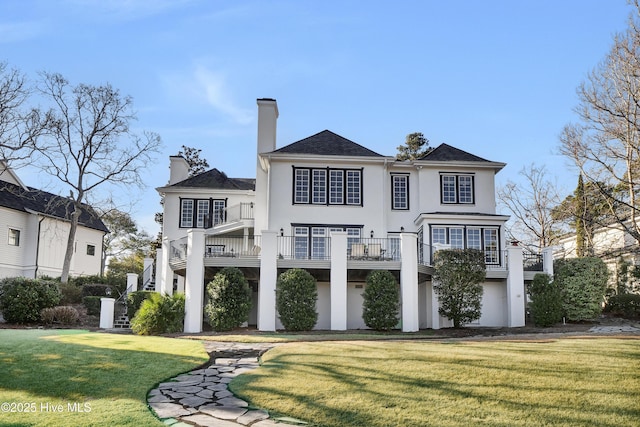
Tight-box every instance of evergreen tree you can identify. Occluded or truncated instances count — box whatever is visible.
[396,132,431,160]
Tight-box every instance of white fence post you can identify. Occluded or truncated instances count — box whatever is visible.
[99,297,115,328]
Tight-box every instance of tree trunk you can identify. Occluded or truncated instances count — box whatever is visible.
[60,203,81,284]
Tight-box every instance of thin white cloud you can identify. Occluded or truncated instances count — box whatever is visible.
[0,21,44,43]
[159,63,254,126]
[193,65,253,125]
[62,0,196,21]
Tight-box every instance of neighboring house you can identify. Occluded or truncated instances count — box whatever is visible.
[0,161,109,279]
[155,98,532,333]
[554,221,640,286]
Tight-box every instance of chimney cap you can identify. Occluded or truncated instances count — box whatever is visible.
[257,97,277,102]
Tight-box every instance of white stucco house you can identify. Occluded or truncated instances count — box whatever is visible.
[0,161,108,279]
[155,98,536,333]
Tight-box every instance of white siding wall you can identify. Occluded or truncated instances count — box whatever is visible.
[267,160,387,235]
[417,167,497,215]
[162,190,255,243]
[0,207,30,277]
[0,207,103,278]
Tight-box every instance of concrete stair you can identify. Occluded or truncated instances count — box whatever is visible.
[114,314,130,329]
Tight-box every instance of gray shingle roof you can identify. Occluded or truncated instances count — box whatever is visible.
[0,181,109,233]
[419,143,491,162]
[170,168,256,190]
[272,130,383,157]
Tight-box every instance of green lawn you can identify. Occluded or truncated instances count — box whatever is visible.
[0,329,208,427]
[231,337,640,427]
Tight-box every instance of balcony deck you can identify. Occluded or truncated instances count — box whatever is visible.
[168,235,544,277]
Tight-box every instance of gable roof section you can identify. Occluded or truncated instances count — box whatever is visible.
[419,143,491,162]
[272,130,383,157]
[0,181,109,233]
[169,168,256,190]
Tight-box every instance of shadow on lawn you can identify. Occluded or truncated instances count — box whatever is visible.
[0,329,207,402]
[233,339,640,427]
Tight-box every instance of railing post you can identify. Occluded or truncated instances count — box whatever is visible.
[160,237,173,296]
[126,273,138,294]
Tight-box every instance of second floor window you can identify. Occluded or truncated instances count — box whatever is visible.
[431,225,500,264]
[180,198,226,228]
[392,174,409,210]
[441,174,474,204]
[293,167,362,206]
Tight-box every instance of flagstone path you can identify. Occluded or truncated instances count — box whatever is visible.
[147,342,304,427]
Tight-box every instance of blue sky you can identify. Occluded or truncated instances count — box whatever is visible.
[0,0,633,236]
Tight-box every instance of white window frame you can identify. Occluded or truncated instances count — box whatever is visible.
[346,170,361,205]
[312,169,327,204]
[294,169,310,204]
[441,174,474,205]
[196,200,210,228]
[8,228,20,246]
[392,174,409,210]
[329,170,344,204]
[180,199,194,228]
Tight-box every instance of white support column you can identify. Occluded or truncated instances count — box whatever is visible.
[258,231,278,331]
[99,297,115,329]
[542,247,554,277]
[400,233,419,332]
[126,273,138,294]
[160,237,173,296]
[154,248,163,292]
[330,231,348,331]
[429,281,441,330]
[507,243,526,327]
[184,229,205,333]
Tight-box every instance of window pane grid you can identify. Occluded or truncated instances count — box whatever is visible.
[450,228,464,249]
[459,176,473,204]
[346,170,361,205]
[312,170,327,204]
[196,200,210,228]
[392,175,408,209]
[329,170,344,204]
[442,176,456,203]
[181,200,194,228]
[295,169,310,203]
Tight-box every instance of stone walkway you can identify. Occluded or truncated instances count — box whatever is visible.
[147,342,304,427]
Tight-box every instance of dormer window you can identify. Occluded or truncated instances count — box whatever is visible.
[441,173,474,204]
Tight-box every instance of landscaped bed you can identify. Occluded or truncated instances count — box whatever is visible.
[0,329,208,426]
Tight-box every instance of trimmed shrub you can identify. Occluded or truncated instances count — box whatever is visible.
[604,294,640,318]
[204,267,252,332]
[276,269,318,331]
[362,270,399,331]
[0,277,61,323]
[40,306,80,325]
[527,273,563,327]
[127,291,155,319]
[82,296,102,316]
[433,249,486,328]
[554,257,609,321]
[58,282,83,305]
[131,293,185,335]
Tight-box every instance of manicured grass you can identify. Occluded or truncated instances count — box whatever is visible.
[184,330,437,343]
[231,337,640,427]
[0,329,208,427]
